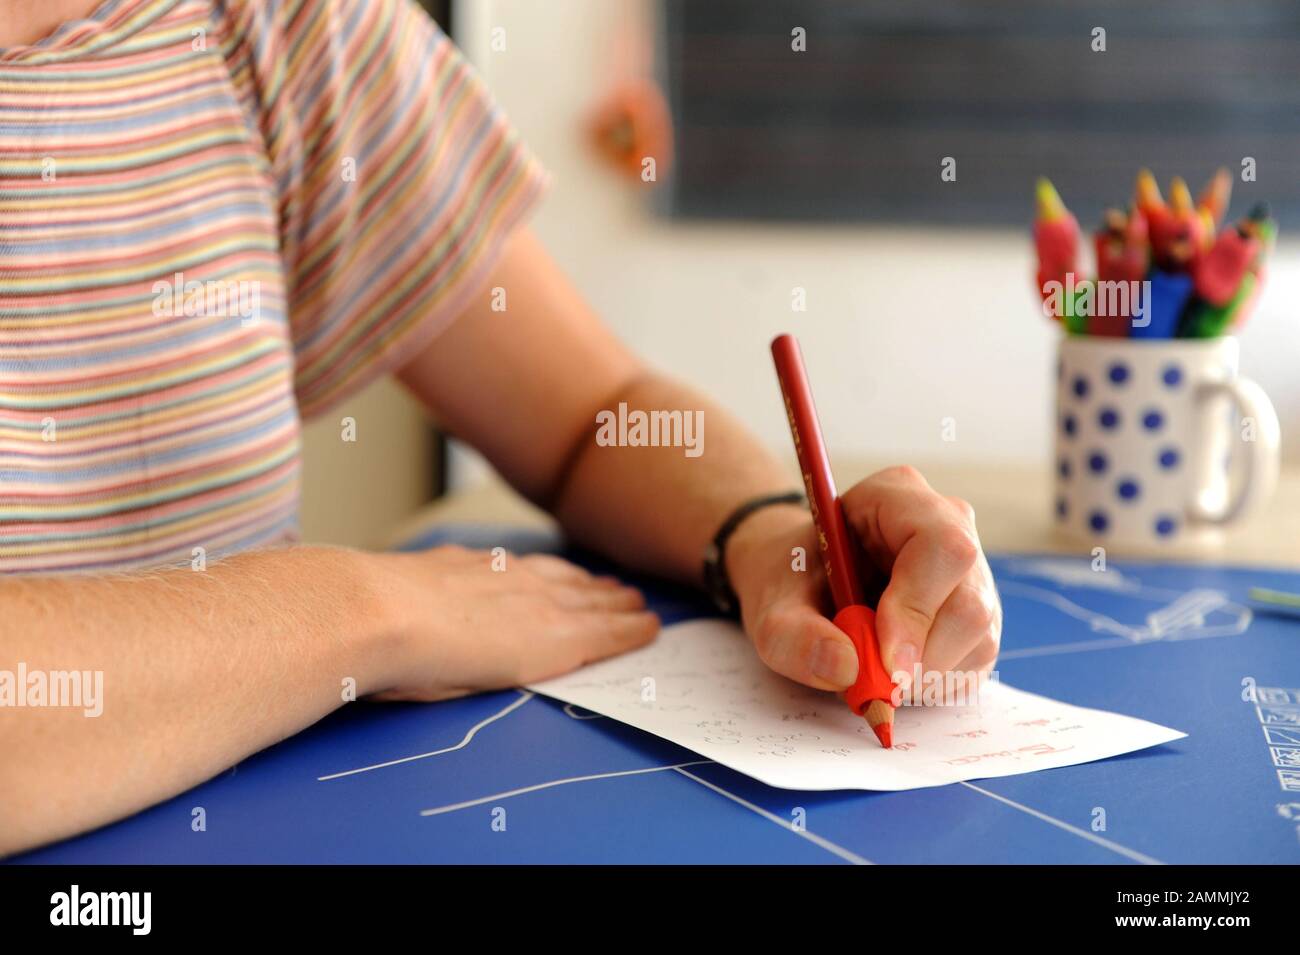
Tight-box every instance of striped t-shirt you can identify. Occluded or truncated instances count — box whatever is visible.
[0,0,546,573]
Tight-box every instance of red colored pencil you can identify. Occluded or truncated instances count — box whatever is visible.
[1090,207,1146,337]
[770,334,896,747]
[1033,177,1080,316]
[1138,170,1205,272]
[1196,166,1232,231]
[1194,227,1258,307]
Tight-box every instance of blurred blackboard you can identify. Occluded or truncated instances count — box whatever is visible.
[659,0,1300,227]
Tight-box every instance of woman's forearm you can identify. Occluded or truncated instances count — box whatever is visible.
[551,372,801,587]
[0,546,394,855]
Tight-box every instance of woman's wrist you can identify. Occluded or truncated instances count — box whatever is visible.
[722,502,812,611]
[322,546,410,697]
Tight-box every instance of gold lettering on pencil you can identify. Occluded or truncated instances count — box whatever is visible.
[803,475,819,517]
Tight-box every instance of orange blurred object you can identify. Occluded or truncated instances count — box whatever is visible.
[588,80,674,181]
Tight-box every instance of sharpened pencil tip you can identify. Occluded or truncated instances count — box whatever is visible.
[873,722,893,749]
[1035,177,1066,221]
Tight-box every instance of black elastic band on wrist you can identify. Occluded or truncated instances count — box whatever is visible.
[702,490,806,615]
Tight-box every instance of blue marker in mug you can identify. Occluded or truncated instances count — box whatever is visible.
[1130,270,1192,340]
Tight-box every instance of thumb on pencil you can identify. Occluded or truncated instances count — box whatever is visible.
[747,600,861,691]
[840,467,989,691]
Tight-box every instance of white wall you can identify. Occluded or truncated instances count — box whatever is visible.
[299,377,433,545]
[454,0,1300,478]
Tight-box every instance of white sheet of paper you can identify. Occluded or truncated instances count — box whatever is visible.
[530,619,1186,791]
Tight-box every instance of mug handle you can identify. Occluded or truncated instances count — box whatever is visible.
[1188,376,1280,526]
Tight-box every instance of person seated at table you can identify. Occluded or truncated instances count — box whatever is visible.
[0,0,1000,854]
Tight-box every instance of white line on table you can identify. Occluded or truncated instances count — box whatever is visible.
[563,703,604,720]
[418,760,714,816]
[672,766,873,865]
[998,638,1139,661]
[960,781,1165,865]
[318,690,535,781]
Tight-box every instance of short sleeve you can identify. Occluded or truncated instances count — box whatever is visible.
[223,0,548,417]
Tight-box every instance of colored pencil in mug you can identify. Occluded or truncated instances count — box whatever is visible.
[1136,169,1204,273]
[1090,206,1149,337]
[1033,177,1081,321]
[1197,166,1233,233]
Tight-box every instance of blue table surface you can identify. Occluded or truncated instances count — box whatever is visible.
[13,525,1300,864]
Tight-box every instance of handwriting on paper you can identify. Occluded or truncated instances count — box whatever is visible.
[530,619,1186,792]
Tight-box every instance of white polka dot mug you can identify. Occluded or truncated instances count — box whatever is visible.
[1054,336,1280,554]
